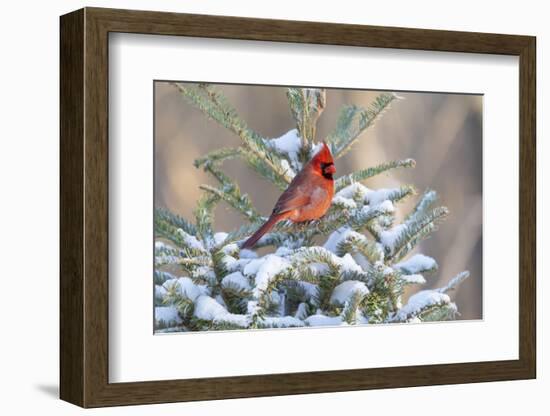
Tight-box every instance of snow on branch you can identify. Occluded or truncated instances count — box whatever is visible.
[172,82,293,189]
[392,290,452,322]
[381,198,449,263]
[395,254,438,275]
[439,271,470,294]
[286,88,326,163]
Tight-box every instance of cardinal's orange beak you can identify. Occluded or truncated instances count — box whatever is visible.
[325,164,336,174]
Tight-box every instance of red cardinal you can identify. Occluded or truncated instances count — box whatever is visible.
[242,142,336,249]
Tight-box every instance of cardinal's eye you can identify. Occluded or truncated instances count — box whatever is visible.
[320,162,335,179]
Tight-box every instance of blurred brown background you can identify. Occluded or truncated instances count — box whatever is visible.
[154,82,483,320]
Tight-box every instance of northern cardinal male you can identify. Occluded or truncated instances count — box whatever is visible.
[242,142,336,249]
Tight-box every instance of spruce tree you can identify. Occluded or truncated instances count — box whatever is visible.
[154,83,470,332]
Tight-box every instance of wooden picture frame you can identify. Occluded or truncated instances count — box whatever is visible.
[60,7,536,408]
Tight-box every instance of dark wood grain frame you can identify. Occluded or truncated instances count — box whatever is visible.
[60,7,536,408]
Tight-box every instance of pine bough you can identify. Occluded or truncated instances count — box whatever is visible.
[154,84,470,332]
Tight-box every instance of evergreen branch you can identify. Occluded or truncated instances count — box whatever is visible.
[327,92,401,158]
[391,290,453,323]
[357,185,415,241]
[383,272,401,313]
[212,249,229,284]
[226,222,265,243]
[438,271,470,294]
[200,185,252,217]
[156,254,211,268]
[395,272,426,287]
[316,277,342,312]
[161,287,196,322]
[190,267,217,287]
[244,152,290,190]
[193,143,289,192]
[420,303,459,321]
[286,88,309,149]
[290,247,372,294]
[221,283,252,315]
[364,265,405,321]
[405,189,438,223]
[174,83,240,132]
[362,292,392,323]
[154,270,176,285]
[255,317,305,329]
[394,254,438,275]
[197,85,294,185]
[252,269,293,321]
[154,218,190,249]
[365,215,394,242]
[339,269,376,284]
[155,207,197,236]
[286,88,326,163]
[215,318,252,330]
[194,147,244,168]
[336,234,384,264]
[199,164,262,222]
[194,193,220,245]
[154,209,198,248]
[176,257,212,267]
[154,216,208,255]
[245,202,396,250]
[384,206,450,263]
[341,291,364,324]
[155,241,210,268]
[335,159,416,192]
[242,231,295,249]
[319,197,401,235]
[368,185,417,206]
[283,281,318,307]
[286,264,321,286]
[172,82,293,187]
[292,302,312,320]
[154,286,166,306]
[291,247,342,277]
[296,268,343,314]
[336,183,416,212]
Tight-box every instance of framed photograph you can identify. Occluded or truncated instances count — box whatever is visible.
[60,7,536,408]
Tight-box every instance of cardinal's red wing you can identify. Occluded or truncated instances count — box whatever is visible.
[272,171,312,215]
[272,191,310,215]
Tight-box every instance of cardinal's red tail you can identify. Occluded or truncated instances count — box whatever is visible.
[241,215,282,249]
